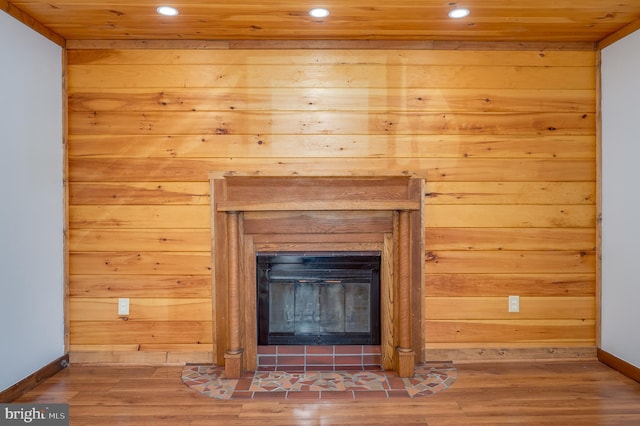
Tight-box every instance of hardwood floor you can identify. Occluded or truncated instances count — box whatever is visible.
[14,360,640,425]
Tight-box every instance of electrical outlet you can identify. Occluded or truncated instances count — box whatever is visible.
[118,298,129,316]
[508,295,520,313]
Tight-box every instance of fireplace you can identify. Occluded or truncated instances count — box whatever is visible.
[257,252,381,346]
[209,173,425,378]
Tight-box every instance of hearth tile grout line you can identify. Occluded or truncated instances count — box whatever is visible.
[258,344,382,371]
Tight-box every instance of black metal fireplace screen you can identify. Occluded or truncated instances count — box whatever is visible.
[257,252,381,345]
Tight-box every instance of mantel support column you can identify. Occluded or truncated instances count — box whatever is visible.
[224,211,243,379]
[397,209,415,378]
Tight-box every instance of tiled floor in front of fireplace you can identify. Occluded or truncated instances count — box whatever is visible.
[181,363,457,400]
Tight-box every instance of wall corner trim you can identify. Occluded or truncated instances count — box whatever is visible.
[598,18,640,50]
[1,0,65,47]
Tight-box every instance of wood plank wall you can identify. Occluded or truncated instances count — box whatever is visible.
[66,48,596,363]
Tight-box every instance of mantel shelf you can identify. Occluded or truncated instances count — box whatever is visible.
[216,200,422,212]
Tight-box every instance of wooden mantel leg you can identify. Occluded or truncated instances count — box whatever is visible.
[224,211,243,379]
[397,210,415,378]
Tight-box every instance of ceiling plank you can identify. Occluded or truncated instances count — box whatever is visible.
[66,39,595,51]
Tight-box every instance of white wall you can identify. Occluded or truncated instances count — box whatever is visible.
[0,11,64,392]
[601,29,640,368]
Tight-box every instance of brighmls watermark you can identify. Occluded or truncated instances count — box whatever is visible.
[0,404,68,425]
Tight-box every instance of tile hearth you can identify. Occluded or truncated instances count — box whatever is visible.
[181,362,457,400]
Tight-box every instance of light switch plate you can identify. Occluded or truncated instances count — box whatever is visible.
[118,298,129,316]
[508,295,520,313]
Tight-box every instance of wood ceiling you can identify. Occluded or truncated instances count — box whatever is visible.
[4,0,640,43]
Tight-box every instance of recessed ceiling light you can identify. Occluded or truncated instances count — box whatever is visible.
[309,8,330,18]
[157,6,179,16]
[448,8,470,19]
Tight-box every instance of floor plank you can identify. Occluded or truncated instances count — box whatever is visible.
[13,361,640,425]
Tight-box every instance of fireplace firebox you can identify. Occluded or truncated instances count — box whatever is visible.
[257,252,381,346]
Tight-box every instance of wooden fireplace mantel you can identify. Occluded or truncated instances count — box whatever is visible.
[209,171,425,378]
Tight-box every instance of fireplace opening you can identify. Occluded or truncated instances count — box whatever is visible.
[257,252,381,346]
